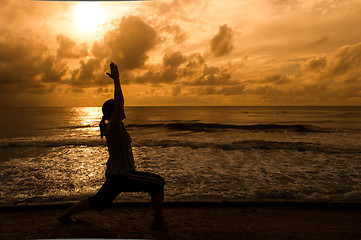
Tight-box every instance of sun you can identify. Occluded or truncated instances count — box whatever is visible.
[73,2,107,33]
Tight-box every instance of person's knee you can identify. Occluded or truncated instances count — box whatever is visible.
[159,176,165,186]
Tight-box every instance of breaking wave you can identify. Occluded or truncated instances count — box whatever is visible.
[126,123,329,133]
[40,122,329,133]
[1,138,359,154]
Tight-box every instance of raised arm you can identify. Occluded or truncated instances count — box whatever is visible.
[106,62,124,123]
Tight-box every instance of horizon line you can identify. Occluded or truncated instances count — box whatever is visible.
[34,0,149,2]
[1,105,361,108]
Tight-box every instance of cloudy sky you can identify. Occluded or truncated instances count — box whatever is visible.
[1,0,361,106]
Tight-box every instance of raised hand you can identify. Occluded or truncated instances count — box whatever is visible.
[106,62,119,80]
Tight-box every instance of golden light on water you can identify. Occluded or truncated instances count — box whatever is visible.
[75,107,102,130]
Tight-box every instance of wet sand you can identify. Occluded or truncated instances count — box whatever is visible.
[1,202,361,240]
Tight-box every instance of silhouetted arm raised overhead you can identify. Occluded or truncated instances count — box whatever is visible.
[106,62,124,124]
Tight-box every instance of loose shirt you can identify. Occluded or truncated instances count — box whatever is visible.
[104,121,135,175]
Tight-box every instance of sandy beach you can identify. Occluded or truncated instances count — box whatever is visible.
[1,201,361,240]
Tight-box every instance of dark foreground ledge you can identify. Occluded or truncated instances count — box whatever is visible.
[1,200,361,210]
[1,200,361,240]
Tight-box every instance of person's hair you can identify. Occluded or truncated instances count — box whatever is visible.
[99,99,115,138]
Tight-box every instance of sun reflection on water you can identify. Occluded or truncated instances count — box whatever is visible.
[73,107,102,131]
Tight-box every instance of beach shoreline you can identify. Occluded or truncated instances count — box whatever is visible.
[1,201,361,240]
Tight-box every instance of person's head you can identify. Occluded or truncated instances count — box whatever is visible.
[102,99,115,121]
[99,99,126,138]
[101,99,126,121]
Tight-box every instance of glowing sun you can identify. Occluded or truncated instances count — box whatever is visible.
[73,2,106,32]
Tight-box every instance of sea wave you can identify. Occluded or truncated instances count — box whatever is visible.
[135,139,360,154]
[0,139,106,148]
[1,138,359,154]
[40,123,328,132]
[127,123,329,133]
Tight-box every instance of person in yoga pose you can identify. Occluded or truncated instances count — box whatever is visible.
[58,62,166,229]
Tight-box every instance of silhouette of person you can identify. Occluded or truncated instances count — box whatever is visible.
[58,62,166,229]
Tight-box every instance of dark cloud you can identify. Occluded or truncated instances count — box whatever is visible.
[104,16,158,71]
[67,58,103,88]
[210,24,234,57]
[134,70,161,84]
[66,16,159,88]
[133,51,235,86]
[56,35,88,59]
[91,40,110,61]
[0,36,66,94]
[163,51,187,68]
[161,67,178,83]
[134,67,178,85]
[180,53,205,77]
[184,65,236,86]
[133,52,203,84]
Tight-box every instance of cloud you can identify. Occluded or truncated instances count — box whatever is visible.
[160,25,188,44]
[184,65,236,86]
[91,40,109,61]
[302,42,361,82]
[104,16,158,71]
[180,53,205,77]
[132,51,236,86]
[0,36,66,94]
[67,58,100,88]
[66,15,159,88]
[302,56,327,71]
[210,24,234,57]
[134,67,178,85]
[218,85,245,95]
[56,35,88,59]
[260,75,292,85]
[133,52,202,85]
[240,42,361,104]
[3,0,360,106]
[325,42,361,77]
[196,85,245,95]
[163,51,187,68]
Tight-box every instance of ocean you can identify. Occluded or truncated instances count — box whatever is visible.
[1,106,361,204]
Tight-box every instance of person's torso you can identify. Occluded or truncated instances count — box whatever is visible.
[104,121,135,174]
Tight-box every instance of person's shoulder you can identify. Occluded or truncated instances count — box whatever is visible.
[105,120,121,134]
[106,120,125,132]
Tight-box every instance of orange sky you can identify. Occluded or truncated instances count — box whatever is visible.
[1,0,361,106]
